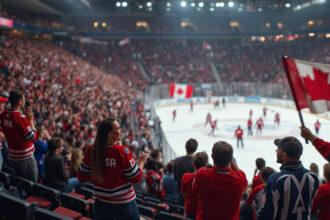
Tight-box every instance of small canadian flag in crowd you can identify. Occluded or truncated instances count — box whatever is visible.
[169,83,193,98]
[283,57,330,114]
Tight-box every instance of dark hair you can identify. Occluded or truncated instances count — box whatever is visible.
[185,138,198,154]
[194,152,209,170]
[261,167,275,182]
[145,158,159,171]
[9,90,24,107]
[48,137,62,154]
[150,149,162,160]
[212,141,233,167]
[166,161,173,173]
[92,117,117,183]
[256,158,266,170]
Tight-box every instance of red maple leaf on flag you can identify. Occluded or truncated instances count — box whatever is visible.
[302,68,330,101]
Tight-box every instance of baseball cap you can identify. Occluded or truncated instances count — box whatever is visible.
[0,96,8,103]
[274,136,303,158]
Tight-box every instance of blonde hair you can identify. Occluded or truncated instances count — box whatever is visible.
[69,148,83,177]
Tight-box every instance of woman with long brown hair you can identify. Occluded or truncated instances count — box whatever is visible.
[78,117,148,220]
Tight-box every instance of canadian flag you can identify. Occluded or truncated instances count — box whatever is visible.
[283,57,330,114]
[202,41,212,50]
[169,83,193,98]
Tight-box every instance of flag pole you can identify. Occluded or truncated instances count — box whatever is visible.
[282,55,308,143]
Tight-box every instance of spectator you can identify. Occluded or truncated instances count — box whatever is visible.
[301,127,330,162]
[173,138,198,200]
[0,96,7,170]
[182,151,209,219]
[45,137,78,192]
[311,163,330,220]
[310,162,323,183]
[163,161,179,201]
[245,167,275,219]
[192,141,247,220]
[145,158,166,198]
[259,137,320,219]
[69,148,83,177]
[34,127,49,181]
[77,117,148,220]
[252,158,266,189]
[0,90,38,182]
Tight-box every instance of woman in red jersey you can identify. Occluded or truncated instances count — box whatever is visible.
[78,117,148,220]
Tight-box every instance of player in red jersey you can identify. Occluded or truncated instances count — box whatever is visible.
[311,163,330,220]
[182,152,209,219]
[315,119,321,135]
[234,125,244,148]
[209,119,217,136]
[172,109,176,122]
[190,100,194,112]
[274,112,280,126]
[0,90,38,182]
[205,112,212,127]
[256,117,264,135]
[78,117,148,219]
[247,118,253,136]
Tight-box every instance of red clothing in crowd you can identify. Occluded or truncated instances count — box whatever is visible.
[311,182,330,220]
[192,166,247,220]
[181,172,198,217]
[312,138,330,162]
[251,173,263,189]
[146,170,165,198]
[0,110,37,160]
[247,183,265,206]
[78,144,142,204]
[235,128,243,139]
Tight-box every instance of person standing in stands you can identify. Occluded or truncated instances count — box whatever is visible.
[259,137,319,219]
[311,163,330,220]
[173,138,198,202]
[182,151,209,219]
[0,96,8,170]
[252,158,265,189]
[0,90,38,182]
[193,141,247,220]
[78,117,148,220]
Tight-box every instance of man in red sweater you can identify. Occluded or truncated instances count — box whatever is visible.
[193,141,247,220]
[181,152,209,219]
[311,163,330,220]
[234,125,244,148]
[300,127,330,162]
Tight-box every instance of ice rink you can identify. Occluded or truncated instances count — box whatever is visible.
[155,102,330,183]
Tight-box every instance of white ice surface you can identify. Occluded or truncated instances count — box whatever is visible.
[155,103,330,183]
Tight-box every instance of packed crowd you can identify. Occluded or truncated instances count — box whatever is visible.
[63,39,330,89]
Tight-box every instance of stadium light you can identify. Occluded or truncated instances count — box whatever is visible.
[181,1,187,7]
[191,2,196,7]
[102,22,107,27]
[219,2,225,7]
[285,3,291,8]
[122,1,128,7]
[138,4,143,9]
[210,7,214,11]
[115,1,121,7]
[146,2,152,7]
[228,1,234,7]
[93,21,98,28]
[166,2,171,7]
[198,2,204,7]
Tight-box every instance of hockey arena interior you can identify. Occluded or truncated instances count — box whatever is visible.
[0,0,330,220]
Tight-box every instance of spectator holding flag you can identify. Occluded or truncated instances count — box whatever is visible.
[301,127,330,162]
